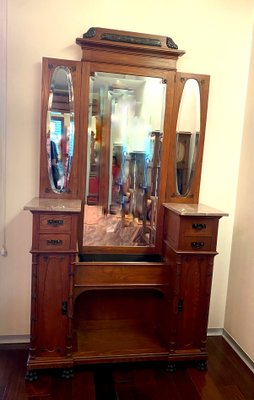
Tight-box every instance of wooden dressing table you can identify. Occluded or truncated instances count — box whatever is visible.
[25,27,227,380]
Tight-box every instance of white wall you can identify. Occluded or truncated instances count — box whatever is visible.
[224,25,254,361]
[1,0,254,351]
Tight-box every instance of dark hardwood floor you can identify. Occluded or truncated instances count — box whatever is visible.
[0,336,253,399]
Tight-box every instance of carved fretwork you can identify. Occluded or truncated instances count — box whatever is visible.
[166,37,178,49]
[100,32,161,47]
[83,27,96,38]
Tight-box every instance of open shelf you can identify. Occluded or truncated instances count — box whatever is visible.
[72,287,170,364]
[73,320,169,363]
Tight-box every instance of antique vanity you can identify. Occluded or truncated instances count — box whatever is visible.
[24,27,227,379]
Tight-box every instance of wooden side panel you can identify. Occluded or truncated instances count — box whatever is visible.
[176,254,214,351]
[33,254,70,357]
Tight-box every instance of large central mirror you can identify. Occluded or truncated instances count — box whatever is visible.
[83,72,166,248]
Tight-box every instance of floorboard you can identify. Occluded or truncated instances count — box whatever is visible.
[0,337,253,400]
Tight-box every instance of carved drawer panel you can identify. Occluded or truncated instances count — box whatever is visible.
[39,214,72,233]
[38,234,71,251]
[181,217,216,237]
[162,206,221,253]
[180,236,213,251]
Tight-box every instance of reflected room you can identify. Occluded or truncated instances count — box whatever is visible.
[83,72,166,248]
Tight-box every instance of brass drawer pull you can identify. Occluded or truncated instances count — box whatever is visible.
[46,239,63,246]
[191,241,204,249]
[47,219,64,227]
[192,223,206,230]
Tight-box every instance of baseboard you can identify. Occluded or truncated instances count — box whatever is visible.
[207,328,223,336]
[0,335,30,344]
[222,329,254,374]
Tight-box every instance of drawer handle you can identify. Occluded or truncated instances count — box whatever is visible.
[191,241,204,249]
[192,223,206,230]
[46,239,63,246]
[47,219,64,227]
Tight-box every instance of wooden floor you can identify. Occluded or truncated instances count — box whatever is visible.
[0,336,253,399]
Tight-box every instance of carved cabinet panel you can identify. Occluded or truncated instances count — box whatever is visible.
[32,254,70,358]
[175,254,214,352]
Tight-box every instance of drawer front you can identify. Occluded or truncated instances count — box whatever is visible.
[182,218,216,237]
[74,263,167,287]
[39,215,72,233]
[39,234,70,251]
[181,236,212,251]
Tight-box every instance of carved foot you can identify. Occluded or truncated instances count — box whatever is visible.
[166,362,176,373]
[61,368,74,379]
[25,370,38,382]
[197,360,207,371]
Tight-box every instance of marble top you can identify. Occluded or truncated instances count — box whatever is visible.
[24,197,82,213]
[163,203,228,217]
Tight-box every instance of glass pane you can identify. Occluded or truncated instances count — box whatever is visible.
[46,66,74,193]
[175,79,200,196]
[83,72,166,247]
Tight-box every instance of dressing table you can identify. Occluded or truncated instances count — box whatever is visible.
[25,27,227,379]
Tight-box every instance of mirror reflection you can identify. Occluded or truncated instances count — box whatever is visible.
[46,66,74,193]
[83,72,166,247]
[175,79,200,195]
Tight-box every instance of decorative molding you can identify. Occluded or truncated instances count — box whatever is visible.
[83,27,96,38]
[166,37,178,49]
[100,33,161,47]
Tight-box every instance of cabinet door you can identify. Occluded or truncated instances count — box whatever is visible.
[32,254,70,358]
[176,254,214,352]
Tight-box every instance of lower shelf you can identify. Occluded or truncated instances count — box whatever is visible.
[73,320,169,364]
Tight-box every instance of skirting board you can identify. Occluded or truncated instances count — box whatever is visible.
[0,335,29,344]
[0,330,253,373]
[208,328,254,374]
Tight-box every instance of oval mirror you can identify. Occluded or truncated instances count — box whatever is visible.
[175,79,200,196]
[46,66,74,193]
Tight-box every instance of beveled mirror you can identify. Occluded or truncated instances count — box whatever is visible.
[175,78,200,196]
[46,66,74,193]
[83,71,166,248]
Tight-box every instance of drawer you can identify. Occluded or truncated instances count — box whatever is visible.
[38,234,70,251]
[181,217,217,237]
[181,236,212,251]
[39,215,72,233]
